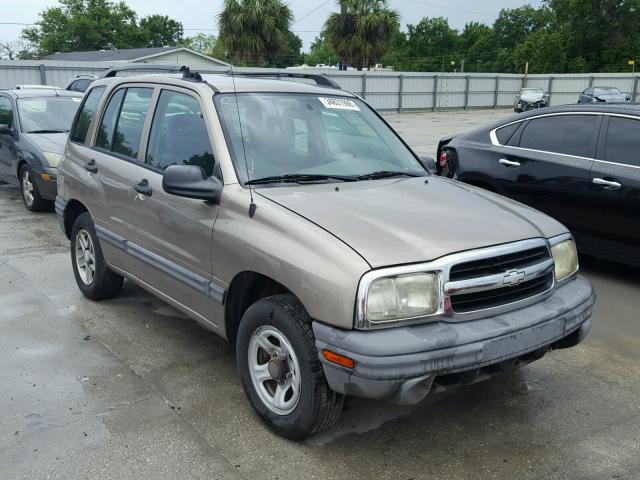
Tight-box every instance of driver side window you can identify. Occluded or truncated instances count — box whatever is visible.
[146,90,216,177]
[0,97,14,128]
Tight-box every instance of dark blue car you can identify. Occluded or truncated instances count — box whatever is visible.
[0,88,82,211]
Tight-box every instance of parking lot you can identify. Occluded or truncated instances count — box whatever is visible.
[1,108,639,480]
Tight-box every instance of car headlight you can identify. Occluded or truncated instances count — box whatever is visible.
[551,238,578,281]
[42,152,63,167]
[362,272,440,325]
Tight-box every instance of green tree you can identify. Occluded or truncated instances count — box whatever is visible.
[405,17,458,71]
[182,33,226,59]
[268,32,304,67]
[139,15,184,47]
[217,0,293,65]
[493,5,551,50]
[22,0,148,55]
[304,33,339,66]
[324,0,400,70]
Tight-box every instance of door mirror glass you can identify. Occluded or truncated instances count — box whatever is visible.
[0,123,11,134]
[418,155,436,174]
[162,165,223,203]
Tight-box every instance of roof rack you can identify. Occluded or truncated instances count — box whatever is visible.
[180,66,203,82]
[99,64,184,79]
[225,71,341,89]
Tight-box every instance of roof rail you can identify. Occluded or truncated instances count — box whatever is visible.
[99,64,184,78]
[225,71,341,89]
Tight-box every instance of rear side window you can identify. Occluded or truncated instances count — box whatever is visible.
[96,89,125,150]
[95,87,153,159]
[70,86,105,143]
[604,116,640,167]
[72,79,92,92]
[495,122,519,145]
[146,90,216,176]
[519,115,597,158]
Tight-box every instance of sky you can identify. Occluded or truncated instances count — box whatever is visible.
[1,0,543,51]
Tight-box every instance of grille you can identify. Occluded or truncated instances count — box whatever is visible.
[449,246,553,313]
[449,246,549,281]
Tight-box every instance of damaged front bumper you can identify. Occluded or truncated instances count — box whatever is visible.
[314,275,594,405]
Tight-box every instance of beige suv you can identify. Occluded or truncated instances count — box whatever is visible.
[56,70,595,439]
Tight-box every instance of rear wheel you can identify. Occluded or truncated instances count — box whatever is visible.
[236,294,344,439]
[70,212,123,300]
[19,164,50,212]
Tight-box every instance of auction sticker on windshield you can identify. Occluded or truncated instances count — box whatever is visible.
[318,97,360,111]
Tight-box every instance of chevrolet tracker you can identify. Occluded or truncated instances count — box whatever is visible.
[56,69,595,439]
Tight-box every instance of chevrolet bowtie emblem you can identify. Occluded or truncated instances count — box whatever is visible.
[503,269,526,286]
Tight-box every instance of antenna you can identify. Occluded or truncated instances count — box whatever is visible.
[229,65,256,218]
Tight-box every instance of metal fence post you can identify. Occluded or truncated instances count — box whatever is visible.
[362,73,367,99]
[548,76,554,105]
[588,75,594,87]
[398,74,404,112]
[464,74,471,110]
[433,75,439,111]
[38,64,47,85]
[493,75,500,109]
[633,76,639,103]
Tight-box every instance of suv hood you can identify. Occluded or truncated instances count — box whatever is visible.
[257,177,566,268]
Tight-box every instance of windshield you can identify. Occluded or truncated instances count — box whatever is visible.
[214,93,424,184]
[522,88,543,94]
[17,96,81,133]
[594,87,621,95]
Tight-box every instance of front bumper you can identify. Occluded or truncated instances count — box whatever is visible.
[314,275,594,405]
[33,166,58,200]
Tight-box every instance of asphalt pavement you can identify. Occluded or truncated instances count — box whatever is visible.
[1,109,638,480]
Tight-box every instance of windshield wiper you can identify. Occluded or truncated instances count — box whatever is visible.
[27,129,68,134]
[245,174,357,185]
[355,170,424,181]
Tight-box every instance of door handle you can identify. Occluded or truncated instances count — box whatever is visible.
[134,179,152,197]
[499,158,521,167]
[85,159,98,173]
[592,177,622,190]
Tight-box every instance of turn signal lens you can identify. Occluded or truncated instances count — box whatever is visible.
[322,350,355,369]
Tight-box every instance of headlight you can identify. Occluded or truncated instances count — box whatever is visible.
[551,239,578,281]
[365,272,440,324]
[42,152,63,167]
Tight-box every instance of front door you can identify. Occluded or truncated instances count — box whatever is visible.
[123,87,221,325]
[493,113,600,237]
[0,95,17,182]
[582,115,640,262]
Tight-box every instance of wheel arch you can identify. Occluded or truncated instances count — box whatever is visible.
[62,199,89,239]
[224,271,294,345]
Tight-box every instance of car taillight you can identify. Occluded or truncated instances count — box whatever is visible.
[439,150,448,167]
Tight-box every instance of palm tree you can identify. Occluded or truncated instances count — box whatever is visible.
[218,0,293,65]
[324,0,400,70]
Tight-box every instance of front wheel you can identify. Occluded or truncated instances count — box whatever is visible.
[236,294,344,439]
[19,164,50,212]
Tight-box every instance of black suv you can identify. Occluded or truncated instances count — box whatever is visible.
[437,105,640,266]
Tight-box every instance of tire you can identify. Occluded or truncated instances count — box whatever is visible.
[70,212,123,300]
[236,294,344,440]
[19,164,50,212]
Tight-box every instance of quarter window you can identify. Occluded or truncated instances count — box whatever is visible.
[146,90,216,176]
[0,96,14,129]
[495,122,520,145]
[519,115,597,158]
[70,86,105,144]
[604,117,640,167]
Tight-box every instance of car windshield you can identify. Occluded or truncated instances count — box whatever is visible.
[522,88,543,94]
[214,93,424,184]
[17,96,81,133]
[594,87,621,95]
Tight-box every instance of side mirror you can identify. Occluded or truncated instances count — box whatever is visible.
[0,124,11,134]
[162,165,222,203]
[418,155,437,174]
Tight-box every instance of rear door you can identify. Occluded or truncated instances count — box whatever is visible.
[493,113,600,236]
[122,86,222,325]
[582,115,640,262]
